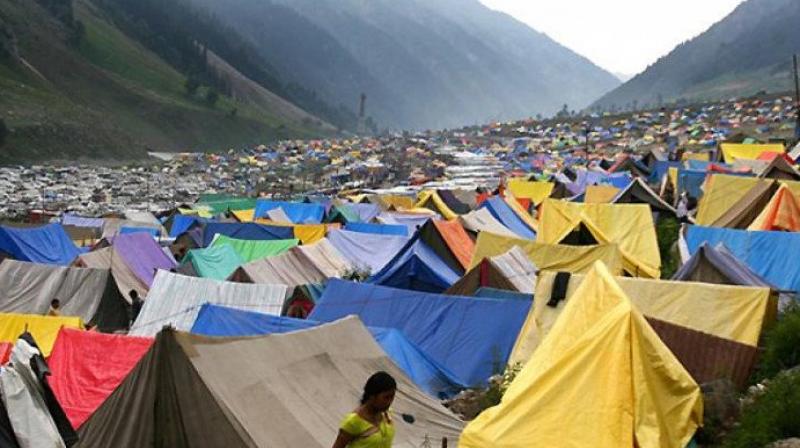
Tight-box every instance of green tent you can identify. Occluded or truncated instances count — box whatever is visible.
[180,245,244,280]
[210,235,299,262]
[195,198,258,216]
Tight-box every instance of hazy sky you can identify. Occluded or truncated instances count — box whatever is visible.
[479,0,746,76]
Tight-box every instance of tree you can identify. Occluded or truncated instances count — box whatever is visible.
[205,88,219,106]
[0,118,7,146]
[184,76,200,96]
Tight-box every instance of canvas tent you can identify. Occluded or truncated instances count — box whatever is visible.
[200,222,294,247]
[129,271,286,337]
[415,191,458,220]
[537,199,661,278]
[310,279,531,386]
[368,239,460,293]
[77,318,463,447]
[612,177,677,215]
[458,208,519,238]
[445,247,536,296]
[672,243,777,290]
[344,222,408,236]
[0,224,80,266]
[327,229,410,275]
[506,179,553,205]
[459,263,702,448]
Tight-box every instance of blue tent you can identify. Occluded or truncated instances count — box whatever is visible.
[685,226,800,291]
[368,238,460,293]
[253,200,324,223]
[120,227,160,238]
[201,222,294,247]
[191,304,467,398]
[309,279,532,386]
[648,161,681,184]
[327,229,410,275]
[480,197,536,239]
[169,215,213,238]
[345,222,409,237]
[0,224,80,265]
[677,169,707,199]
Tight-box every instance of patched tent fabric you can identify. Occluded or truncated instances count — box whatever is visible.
[368,239,460,293]
[327,229,410,275]
[721,143,785,163]
[180,245,243,281]
[0,314,83,357]
[418,220,475,272]
[77,318,463,447]
[0,224,80,266]
[459,263,702,448]
[512,271,772,364]
[344,222,409,236]
[129,271,286,337]
[480,196,536,239]
[613,178,677,215]
[471,231,624,275]
[458,208,519,238]
[672,243,776,288]
[310,279,531,386]
[748,184,800,231]
[191,304,467,399]
[685,225,800,292]
[0,260,128,331]
[209,235,298,262]
[48,328,153,429]
[253,200,325,223]
[230,239,350,288]
[584,184,620,203]
[200,222,294,247]
[506,179,553,205]
[537,199,661,278]
[415,191,458,220]
[446,247,536,296]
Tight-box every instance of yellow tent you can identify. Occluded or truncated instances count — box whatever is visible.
[374,194,415,210]
[695,174,800,225]
[506,179,554,204]
[232,209,256,222]
[502,192,539,233]
[682,151,710,162]
[511,271,773,364]
[584,185,621,203]
[414,191,458,220]
[0,313,84,356]
[460,262,703,448]
[536,199,661,278]
[470,231,624,275]
[721,143,785,163]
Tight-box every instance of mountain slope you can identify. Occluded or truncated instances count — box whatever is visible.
[187,0,621,130]
[0,0,332,163]
[593,0,800,111]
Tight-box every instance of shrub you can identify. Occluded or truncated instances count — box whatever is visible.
[184,77,200,96]
[205,88,219,107]
[756,303,800,382]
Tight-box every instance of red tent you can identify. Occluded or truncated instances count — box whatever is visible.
[0,342,11,365]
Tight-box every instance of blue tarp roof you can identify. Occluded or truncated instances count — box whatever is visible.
[191,304,467,398]
[0,224,80,265]
[309,279,532,386]
[345,222,409,237]
[327,229,410,275]
[170,215,212,238]
[685,226,800,291]
[648,161,681,184]
[368,238,460,293]
[201,222,294,247]
[480,197,536,239]
[677,169,707,199]
[253,200,325,223]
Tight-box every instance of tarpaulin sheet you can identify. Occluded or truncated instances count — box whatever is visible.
[377,212,436,234]
[673,243,776,288]
[48,328,153,429]
[119,227,159,238]
[341,203,381,222]
[0,313,83,356]
[458,208,519,238]
[129,271,286,337]
[686,225,800,291]
[61,215,104,229]
[168,215,210,238]
[648,160,681,184]
[721,143,785,163]
[471,231,624,274]
[233,239,351,287]
[368,239,460,293]
[190,304,467,398]
[584,185,620,203]
[201,222,294,247]
[345,222,409,236]
[474,287,532,301]
[253,200,324,223]
[431,220,475,270]
[290,224,328,245]
[480,197,536,239]
[506,180,553,204]
[748,184,800,231]
[310,279,531,386]
[327,229,410,275]
[196,198,257,215]
[0,224,80,266]
[460,263,702,448]
[696,175,764,225]
[537,199,660,278]
[415,191,458,220]
[111,233,177,288]
[677,168,709,199]
[210,235,298,262]
[76,247,148,303]
[181,245,243,280]
[0,342,10,365]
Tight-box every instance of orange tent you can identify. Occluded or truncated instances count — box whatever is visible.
[749,185,800,232]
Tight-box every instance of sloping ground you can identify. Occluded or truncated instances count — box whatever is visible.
[0,0,328,163]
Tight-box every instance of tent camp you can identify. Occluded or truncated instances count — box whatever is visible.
[459,263,702,448]
[417,219,475,272]
[672,243,777,289]
[200,222,294,247]
[129,271,286,337]
[0,224,80,266]
[612,177,677,215]
[209,235,299,262]
[506,179,553,205]
[368,238,460,293]
[77,318,463,447]
[48,328,153,428]
[536,199,661,278]
[0,260,128,331]
[191,304,467,399]
[458,208,519,239]
[479,196,536,239]
[470,231,624,275]
[310,279,531,386]
[584,184,620,203]
[179,244,243,281]
[0,313,83,356]
[415,191,458,220]
[327,229,410,275]
[377,211,437,234]
[445,247,536,296]
[720,143,785,163]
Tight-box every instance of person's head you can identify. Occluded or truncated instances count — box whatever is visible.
[360,371,396,412]
[50,298,60,309]
[129,290,139,301]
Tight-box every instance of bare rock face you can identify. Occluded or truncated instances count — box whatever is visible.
[770,439,800,448]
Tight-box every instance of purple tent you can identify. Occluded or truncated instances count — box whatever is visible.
[112,233,177,288]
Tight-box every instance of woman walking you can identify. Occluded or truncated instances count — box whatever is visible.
[332,371,397,448]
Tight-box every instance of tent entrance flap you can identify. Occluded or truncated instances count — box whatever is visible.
[559,223,598,246]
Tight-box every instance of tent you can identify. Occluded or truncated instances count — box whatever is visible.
[344,222,409,236]
[370,194,416,210]
[459,263,702,448]
[179,244,243,281]
[310,279,531,386]
[200,222,294,247]
[672,243,777,289]
[471,231,624,274]
[253,200,325,223]
[327,229,410,275]
[377,211,437,234]
[759,154,800,180]
[537,199,661,278]
[191,304,467,399]
[417,219,475,272]
[446,247,536,296]
[48,328,153,429]
[61,215,104,229]
[458,208,519,238]
[704,178,778,228]
[748,184,800,231]
[479,196,536,239]
[612,177,678,215]
[436,190,472,214]
[415,191,458,220]
[685,225,800,292]
[129,271,286,337]
[368,239,460,293]
[209,235,299,262]
[0,313,83,356]
[77,318,463,447]
[0,260,128,331]
[506,179,553,205]
[584,184,620,203]
[0,224,80,266]
[721,143,785,163]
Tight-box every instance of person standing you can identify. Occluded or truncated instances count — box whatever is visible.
[332,372,397,448]
[47,299,61,317]
[129,290,143,327]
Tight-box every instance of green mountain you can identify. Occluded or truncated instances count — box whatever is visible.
[0,0,334,163]
[593,0,800,112]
